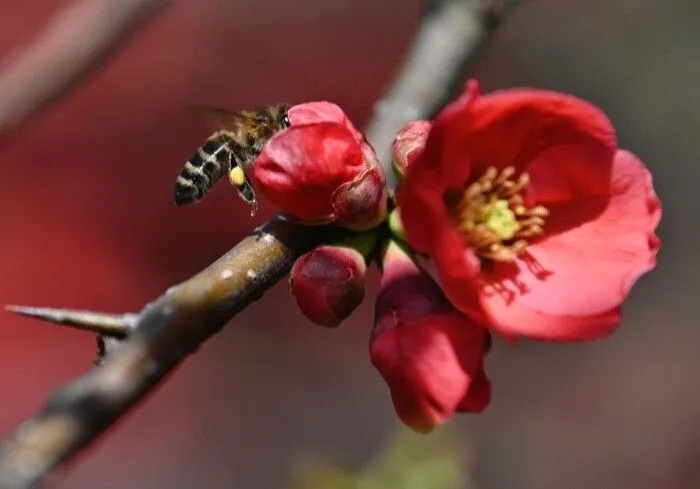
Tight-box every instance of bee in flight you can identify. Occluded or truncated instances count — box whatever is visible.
[174,103,291,213]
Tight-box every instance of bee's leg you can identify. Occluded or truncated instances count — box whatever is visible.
[228,165,258,216]
[223,145,234,175]
[237,180,259,216]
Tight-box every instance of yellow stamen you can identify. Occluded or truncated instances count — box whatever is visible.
[447,166,549,262]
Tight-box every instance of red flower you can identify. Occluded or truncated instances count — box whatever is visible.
[254,102,387,231]
[371,242,491,433]
[396,81,661,341]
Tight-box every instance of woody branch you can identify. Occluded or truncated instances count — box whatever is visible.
[0,217,322,488]
[0,1,528,488]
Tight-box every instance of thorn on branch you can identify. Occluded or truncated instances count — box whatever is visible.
[5,305,136,338]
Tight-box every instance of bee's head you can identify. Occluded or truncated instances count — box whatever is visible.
[278,103,291,128]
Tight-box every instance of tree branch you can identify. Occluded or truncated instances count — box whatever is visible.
[0,216,319,489]
[0,0,529,487]
[0,0,173,141]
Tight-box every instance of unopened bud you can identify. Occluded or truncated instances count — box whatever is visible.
[290,244,367,328]
[254,102,388,231]
[392,120,432,179]
[332,162,388,231]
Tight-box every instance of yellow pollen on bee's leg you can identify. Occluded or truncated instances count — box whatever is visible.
[229,167,246,186]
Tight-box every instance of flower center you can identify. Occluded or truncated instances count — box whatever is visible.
[448,166,549,262]
[480,199,519,240]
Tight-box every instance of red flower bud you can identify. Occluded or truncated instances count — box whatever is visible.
[371,242,491,433]
[391,120,432,178]
[254,102,388,231]
[290,244,367,327]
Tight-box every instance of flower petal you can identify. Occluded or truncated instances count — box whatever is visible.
[432,224,486,322]
[396,159,452,253]
[456,362,491,413]
[331,166,387,231]
[288,102,363,142]
[478,150,661,341]
[520,142,615,237]
[438,85,618,190]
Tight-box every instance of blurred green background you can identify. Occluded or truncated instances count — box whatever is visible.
[0,1,695,488]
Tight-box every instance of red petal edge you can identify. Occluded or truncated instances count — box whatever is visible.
[288,102,364,143]
[478,149,661,341]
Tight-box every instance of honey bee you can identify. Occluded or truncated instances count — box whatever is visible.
[174,103,291,212]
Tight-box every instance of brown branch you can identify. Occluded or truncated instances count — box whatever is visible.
[0,0,529,487]
[0,216,320,489]
[0,0,173,141]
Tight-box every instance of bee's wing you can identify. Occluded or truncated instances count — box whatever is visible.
[187,106,260,132]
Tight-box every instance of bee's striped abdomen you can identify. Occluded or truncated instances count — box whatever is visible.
[174,134,230,206]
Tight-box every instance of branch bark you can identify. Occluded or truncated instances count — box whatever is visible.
[0,0,529,487]
[0,217,319,489]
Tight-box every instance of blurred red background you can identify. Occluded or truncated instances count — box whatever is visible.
[0,1,697,488]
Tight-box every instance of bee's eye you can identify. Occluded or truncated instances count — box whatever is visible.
[281,113,291,128]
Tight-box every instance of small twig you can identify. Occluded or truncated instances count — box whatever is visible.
[365,0,528,181]
[0,216,320,489]
[0,0,173,141]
